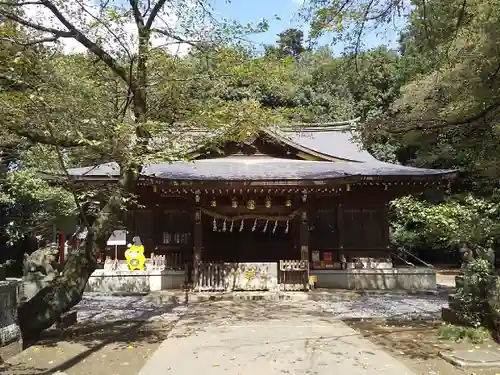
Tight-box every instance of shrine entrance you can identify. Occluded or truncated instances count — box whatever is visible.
[202,212,299,262]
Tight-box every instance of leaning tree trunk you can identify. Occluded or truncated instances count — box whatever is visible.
[17,240,97,345]
[17,181,134,344]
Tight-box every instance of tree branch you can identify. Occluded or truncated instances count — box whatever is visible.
[151,27,198,48]
[0,36,60,46]
[145,0,169,29]
[387,100,500,134]
[0,10,73,37]
[5,123,101,148]
[129,0,145,28]
[0,1,43,5]
[39,0,131,85]
[72,0,132,59]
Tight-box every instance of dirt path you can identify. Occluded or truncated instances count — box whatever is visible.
[0,320,175,375]
[348,320,500,375]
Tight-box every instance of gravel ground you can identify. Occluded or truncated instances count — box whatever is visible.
[324,294,448,320]
[72,293,187,323]
[74,292,448,323]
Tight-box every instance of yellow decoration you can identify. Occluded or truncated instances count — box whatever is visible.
[265,197,271,208]
[285,198,292,207]
[153,185,157,192]
[246,199,256,210]
[210,199,217,207]
[245,268,256,280]
[125,244,146,271]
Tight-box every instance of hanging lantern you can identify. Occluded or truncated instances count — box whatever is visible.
[195,189,201,203]
[346,183,351,192]
[285,198,292,207]
[231,197,238,208]
[210,198,217,207]
[265,196,272,208]
[246,199,256,210]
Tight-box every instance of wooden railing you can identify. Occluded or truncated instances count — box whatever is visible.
[192,261,310,292]
[194,262,231,291]
[165,251,184,269]
[279,260,310,291]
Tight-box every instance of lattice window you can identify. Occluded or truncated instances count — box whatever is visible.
[342,207,385,249]
[162,210,192,245]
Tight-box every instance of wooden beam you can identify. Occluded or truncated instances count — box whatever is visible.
[193,208,202,289]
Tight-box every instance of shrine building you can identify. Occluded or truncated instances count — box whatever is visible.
[63,121,456,292]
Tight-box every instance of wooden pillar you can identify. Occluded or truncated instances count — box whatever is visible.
[382,203,390,250]
[58,232,65,264]
[299,210,310,291]
[337,203,344,249]
[192,209,202,289]
[299,210,309,261]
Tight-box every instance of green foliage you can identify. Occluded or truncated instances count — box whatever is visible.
[0,169,76,242]
[265,28,306,58]
[455,258,493,327]
[437,323,490,343]
[390,195,500,250]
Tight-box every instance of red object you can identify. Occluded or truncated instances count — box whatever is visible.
[323,251,334,268]
[58,232,65,264]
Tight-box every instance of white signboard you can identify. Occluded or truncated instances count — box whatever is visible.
[107,230,127,246]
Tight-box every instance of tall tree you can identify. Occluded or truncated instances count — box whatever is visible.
[265,28,306,58]
[0,0,277,340]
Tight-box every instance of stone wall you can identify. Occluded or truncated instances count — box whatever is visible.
[312,267,437,290]
[86,269,184,293]
[0,280,22,361]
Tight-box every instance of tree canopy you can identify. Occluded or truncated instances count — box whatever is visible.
[2,0,500,337]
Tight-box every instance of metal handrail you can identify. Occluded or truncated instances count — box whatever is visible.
[397,247,434,268]
[390,251,415,267]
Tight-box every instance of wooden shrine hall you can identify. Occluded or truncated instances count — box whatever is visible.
[65,122,456,292]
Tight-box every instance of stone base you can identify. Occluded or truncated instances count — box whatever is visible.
[0,338,22,362]
[0,280,22,362]
[311,267,437,290]
[86,269,185,293]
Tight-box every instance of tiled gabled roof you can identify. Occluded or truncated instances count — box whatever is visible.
[64,157,456,181]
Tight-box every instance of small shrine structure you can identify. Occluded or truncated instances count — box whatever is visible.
[62,121,456,292]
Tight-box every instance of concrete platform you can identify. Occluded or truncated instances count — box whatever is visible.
[138,300,416,375]
[145,288,439,305]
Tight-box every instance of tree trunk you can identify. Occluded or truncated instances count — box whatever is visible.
[17,242,96,345]
[17,174,135,344]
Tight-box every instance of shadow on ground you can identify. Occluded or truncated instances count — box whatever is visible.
[0,300,179,375]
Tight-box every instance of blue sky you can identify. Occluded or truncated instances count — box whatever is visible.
[213,0,404,55]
